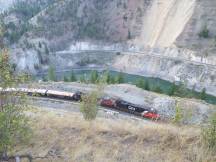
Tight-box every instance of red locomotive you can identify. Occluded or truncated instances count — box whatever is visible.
[100,97,160,120]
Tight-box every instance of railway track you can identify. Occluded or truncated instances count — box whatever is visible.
[28,96,159,123]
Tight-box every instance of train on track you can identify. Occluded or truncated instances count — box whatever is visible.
[1,88,160,120]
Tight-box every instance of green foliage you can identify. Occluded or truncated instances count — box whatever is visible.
[102,70,110,84]
[136,78,145,89]
[83,23,102,39]
[168,82,177,96]
[80,91,99,121]
[115,72,124,84]
[42,76,48,82]
[200,88,206,100]
[144,80,150,91]
[199,25,209,38]
[153,85,163,93]
[172,103,183,124]
[4,22,32,44]
[79,75,86,83]
[70,71,77,82]
[102,71,116,84]
[90,70,99,83]
[48,66,56,81]
[0,51,31,159]
[176,83,188,97]
[202,113,216,151]
[63,75,69,82]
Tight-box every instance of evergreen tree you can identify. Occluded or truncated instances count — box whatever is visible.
[168,82,177,96]
[144,80,150,91]
[48,66,56,81]
[90,70,99,83]
[136,78,145,89]
[79,75,86,83]
[109,76,116,84]
[153,85,163,93]
[63,75,69,82]
[201,88,207,100]
[115,72,124,84]
[102,70,111,84]
[70,71,77,82]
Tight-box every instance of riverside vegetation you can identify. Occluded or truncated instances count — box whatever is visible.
[43,67,216,105]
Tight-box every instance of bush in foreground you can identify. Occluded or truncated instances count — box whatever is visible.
[80,91,99,121]
[202,113,216,151]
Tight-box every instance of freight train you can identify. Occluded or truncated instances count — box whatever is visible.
[1,88,160,120]
[100,97,160,119]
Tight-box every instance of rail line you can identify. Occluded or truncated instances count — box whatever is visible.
[28,96,161,123]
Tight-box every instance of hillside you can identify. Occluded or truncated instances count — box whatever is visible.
[14,107,215,162]
[1,0,216,96]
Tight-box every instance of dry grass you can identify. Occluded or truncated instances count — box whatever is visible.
[13,108,216,162]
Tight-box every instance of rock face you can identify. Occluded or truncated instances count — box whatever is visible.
[2,0,216,96]
[112,51,216,96]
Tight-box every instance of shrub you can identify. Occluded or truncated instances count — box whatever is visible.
[153,86,163,93]
[202,113,216,151]
[80,91,99,121]
[172,103,183,124]
[199,25,209,38]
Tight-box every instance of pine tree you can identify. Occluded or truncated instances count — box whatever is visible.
[153,85,162,93]
[144,80,150,91]
[90,70,99,83]
[168,82,177,96]
[70,71,77,82]
[79,75,86,83]
[136,78,145,89]
[48,66,56,81]
[115,72,124,84]
[63,75,69,82]
[201,88,207,100]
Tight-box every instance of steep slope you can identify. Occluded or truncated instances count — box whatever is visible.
[136,0,196,47]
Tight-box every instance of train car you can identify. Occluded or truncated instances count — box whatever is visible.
[17,88,47,96]
[72,91,83,101]
[141,111,160,119]
[100,97,116,108]
[46,90,75,100]
[115,99,160,119]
